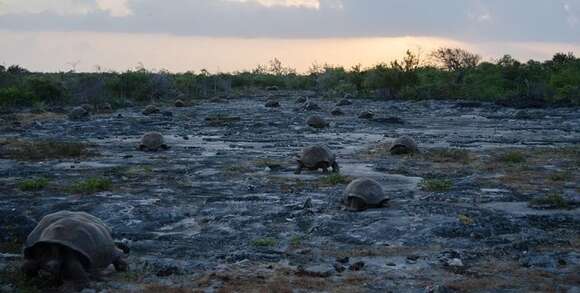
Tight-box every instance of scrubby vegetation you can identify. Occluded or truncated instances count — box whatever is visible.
[69,177,112,194]
[18,177,50,192]
[420,178,454,192]
[1,50,579,111]
[0,139,93,161]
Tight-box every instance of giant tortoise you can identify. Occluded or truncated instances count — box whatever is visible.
[22,211,128,287]
[343,178,389,211]
[295,145,339,174]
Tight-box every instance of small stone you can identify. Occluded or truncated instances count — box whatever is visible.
[330,108,345,116]
[303,198,313,209]
[333,263,346,273]
[143,105,160,115]
[175,99,186,107]
[348,261,365,271]
[447,258,463,267]
[265,100,280,108]
[297,264,334,278]
[336,256,350,264]
[359,111,374,119]
[264,166,272,172]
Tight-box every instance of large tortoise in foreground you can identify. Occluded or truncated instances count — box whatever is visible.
[295,145,339,174]
[22,211,128,288]
[139,132,169,151]
[343,178,389,211]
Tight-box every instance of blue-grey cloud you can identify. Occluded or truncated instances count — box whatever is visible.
[0,0,578,42]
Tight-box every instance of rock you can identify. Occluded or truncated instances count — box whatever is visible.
[359,111,374,119]
[348,261,365,271]
[306,115,329,129]
[297,264,334,278]
[265,100,280,108]
[333,263,346,273]
[143,105,160,115]
[174,99,186,107]
[68,106,90,121]
[264,166,272,172]
[336,256,349,264]
[447,258,463,267]
[372,117,405,124]
[330,108,345,116]
[99,103,113,113]
[295,96,307,103]
[336,99,353,106]
[303,198,313,209]
[80,104,94,113]
[295,101,321,112]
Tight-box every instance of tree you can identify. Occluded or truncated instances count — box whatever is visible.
[431,48,481,71]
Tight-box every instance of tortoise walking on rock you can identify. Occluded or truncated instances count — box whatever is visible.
[343,178,389,211]
[22,211,128,288]
[139,132,169,151]
[389,136,418,155]
[68,107,90,121]
[295,145,339,174]
[306,115,329,129]
[142,105,160,115]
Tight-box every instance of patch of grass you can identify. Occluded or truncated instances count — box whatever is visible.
[319,173,352,186]
[420,178,453,192]
[205,114,241,126]
[497,150,526,164]
[290,235,302,247]
[426,148,471,164]
[255,159,284,170]
[0,139,93,161]
[252,237,277,247]
[18,177,50,191]
[223,164,250,174]
[529,193,570,209]
[69,177,112,194]
[458,214,474,225]
[549,171,572,182]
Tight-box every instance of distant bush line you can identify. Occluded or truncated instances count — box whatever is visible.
[1,48,579,110]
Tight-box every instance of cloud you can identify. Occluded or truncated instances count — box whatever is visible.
[0,0,578,42]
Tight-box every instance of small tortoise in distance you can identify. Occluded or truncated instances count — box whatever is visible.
[142,105,160,115]
[306,115,329,129]
[343,178,389,211]
[295,145,339,174]
[22,211,128,289]
[68,107,90,121]
[139,132,169,151]
[389,136,418,155]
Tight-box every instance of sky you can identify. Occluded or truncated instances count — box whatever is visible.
[0,0,579,73]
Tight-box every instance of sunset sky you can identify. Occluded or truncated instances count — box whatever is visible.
[1,0,579,73]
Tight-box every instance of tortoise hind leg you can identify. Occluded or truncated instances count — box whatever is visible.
[112,248,129,272]
[294,161,304,174]
[21,260,40,278]
[61,253,90,290]
[331,161,340,173]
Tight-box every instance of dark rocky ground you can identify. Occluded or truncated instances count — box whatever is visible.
[0,93,579,292]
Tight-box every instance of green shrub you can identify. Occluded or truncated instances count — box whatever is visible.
[70,177,112,194]
[497,151,526,164]
[252,237,277,247]
[420,179,453,192]
[529,193,570,209]
[319,173,351,186]
[18,178,50,191]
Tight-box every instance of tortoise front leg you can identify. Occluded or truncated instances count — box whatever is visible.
[62,255,89,289]
[21,260,40,278]
[112,248,128,272]
[294,161,304,174]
